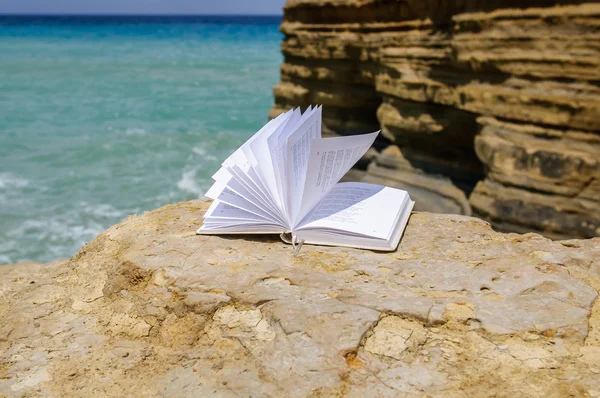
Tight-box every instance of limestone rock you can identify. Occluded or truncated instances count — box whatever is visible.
[470,179,600,239]
[1,200,599,396]
[358,145,472,215]
[270,0,600,239]
[475,117,600,197]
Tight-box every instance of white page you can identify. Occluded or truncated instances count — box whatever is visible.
[223,110,289,169]
[204,178,229,200]
[204,164,238,199]
[198,224,283,234]
[293,199,413,251]
[269,108,302,214]
[296,182,408,239]
[205,113,293,224]
[227,165,281,217]
[223,179,285,225]
[226,151,282,218]
[247,110,296,214]
[246,166,282,214]
[203,219,271,226]
[269,109,304,170]
[212,187,285,227]
[269,106,315,219]
[201,200,282,233]
[242,150,285,211]
[221,142,282,214]
[204,200,264,222]
[225,177,274,216]
[241,110,291,167]
[285,106,322,223]
[292,131,379,227]
[207,110,292,217]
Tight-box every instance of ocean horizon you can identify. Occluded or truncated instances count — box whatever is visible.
[0,15,282,22]
[0,14,283,264]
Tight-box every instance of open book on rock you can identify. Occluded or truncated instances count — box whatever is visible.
[197,106,415,251]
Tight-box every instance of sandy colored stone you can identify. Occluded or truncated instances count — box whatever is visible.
[270,0,600,238]
[471,179,600,239]
[1,200,599,397]
[362,163,471,215]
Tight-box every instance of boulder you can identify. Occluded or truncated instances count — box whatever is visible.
[1,200,599,396]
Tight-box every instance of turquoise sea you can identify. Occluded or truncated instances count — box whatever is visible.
[0,16,283,263]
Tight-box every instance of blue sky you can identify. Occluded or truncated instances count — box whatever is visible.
[0,0,286,15]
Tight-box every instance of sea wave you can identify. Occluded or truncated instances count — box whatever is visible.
[80,201,135,220]
[125,128,147,136]
[177,167,206,197]
[4,217,104,264]
[0,20,281,264]
[192,145,218,162]
[0,239,17,264]
[0,173,29,190]
[1,201,136,264]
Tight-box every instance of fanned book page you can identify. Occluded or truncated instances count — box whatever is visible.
[197,106,415,251]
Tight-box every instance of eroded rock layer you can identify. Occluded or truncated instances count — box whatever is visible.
[270,0,600,239]
[1,201,599,396]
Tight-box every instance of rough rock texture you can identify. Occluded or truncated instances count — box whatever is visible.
[1,200,600,397]
[270,0,600,239]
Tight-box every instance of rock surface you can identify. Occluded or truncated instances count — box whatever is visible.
[1,200,600,397]
[270,0,600,239]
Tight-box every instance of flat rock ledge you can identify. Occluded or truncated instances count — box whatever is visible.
[1,200,599,397]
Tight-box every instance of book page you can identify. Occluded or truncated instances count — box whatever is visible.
[204,168,231,200]
[228,177,289,226]
[204,200,265,222]
[198,223,283,234]
[268,107,303,216]
[239,111,291,207]
[285,106,322,223]
[247,110,295,213]
[206,145,285,225]
[292,131,379,227]
[225,150,282,219]
[227,164,280,217]
[296,182,409,239]
[212,186,285,227]
[233,110,289,167]
[270,106,315,217]
[207,112,288,200]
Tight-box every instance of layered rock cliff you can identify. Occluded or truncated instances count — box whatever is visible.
[270,0,600,239]
[1,200,600,396]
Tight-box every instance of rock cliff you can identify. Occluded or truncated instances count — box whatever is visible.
[270,0,600,239]
[1,200,600,396]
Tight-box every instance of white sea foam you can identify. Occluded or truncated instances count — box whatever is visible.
[125,128,147,136]
[192,145,218,162]
[0,238,18,264]
[2,201,136,264]
[154,190,181,203]
[192,146,207,156]
[177,168,206,197]
[4,217,104,264]
[80,202,130,219]
[8,218,103,241]
[0,173,29,190]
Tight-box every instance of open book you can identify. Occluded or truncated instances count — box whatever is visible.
[197,106,415,251]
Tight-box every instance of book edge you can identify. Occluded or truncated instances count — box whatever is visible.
[291,200,415,252]
[196,200,415,252]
